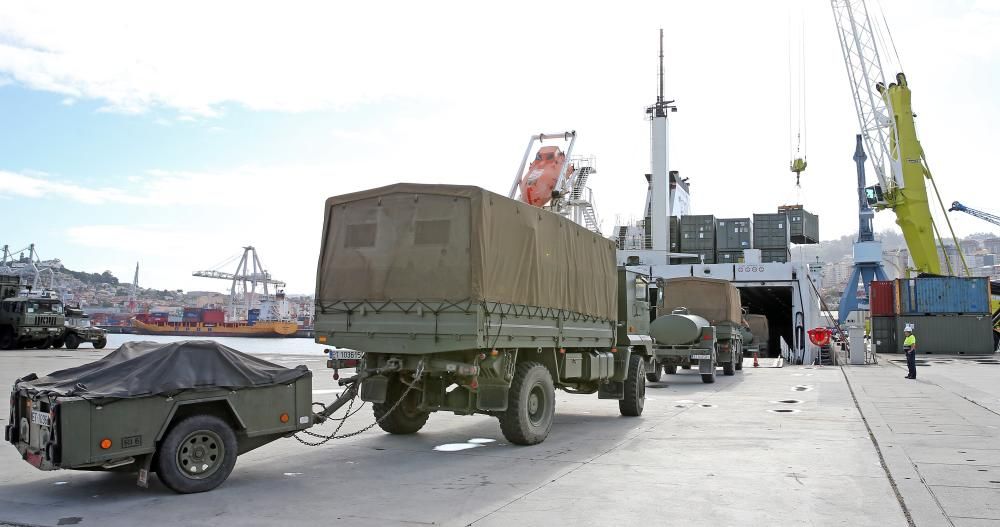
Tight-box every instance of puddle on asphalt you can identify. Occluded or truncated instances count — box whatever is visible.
[283,472,303,477]
[699,404,717,408]
[53,481,68,485]
[768,409,801,414]
[792,385,814,392]
[771,399,803,404]
[435,438,497,452]
[468,438,496,444]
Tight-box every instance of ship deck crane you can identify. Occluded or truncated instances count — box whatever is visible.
[831,0,969,277]
[193,246,286,322]
[949,202,1000,228]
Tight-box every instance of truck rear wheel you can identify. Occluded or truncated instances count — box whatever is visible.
[723,361,735,376]
[51,337,65,349]
[664,364,677,375]
[94,336,107,349]
[374,374,429,435]
[701,361,716,384]
[65,333,80,350]
[156,414,238,494]
[499,362,555,445]
[645,361,662,383]
[619,354,646,417]
[735,352,743,371]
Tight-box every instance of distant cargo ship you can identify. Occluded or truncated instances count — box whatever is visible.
[130,307,299,338]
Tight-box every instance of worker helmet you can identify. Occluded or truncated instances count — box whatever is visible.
[904,324,914,333]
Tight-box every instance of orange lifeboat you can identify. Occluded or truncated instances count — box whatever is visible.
[519,146,574,207]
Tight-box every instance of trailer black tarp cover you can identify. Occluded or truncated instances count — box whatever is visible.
[16,341,310,398]
[317,183,618,320]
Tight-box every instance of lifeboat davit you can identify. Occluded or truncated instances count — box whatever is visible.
[519,146,574,207]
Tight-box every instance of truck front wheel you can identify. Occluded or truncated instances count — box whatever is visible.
[65,333,80,350]
[156,414,238,494]
[499,362,555,445]
[374,374,429,435]
[94,336,107,349]
[620,353,646,417]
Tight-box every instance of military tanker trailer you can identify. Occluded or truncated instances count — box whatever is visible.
[314,184,655,445]
[647,277,745,383]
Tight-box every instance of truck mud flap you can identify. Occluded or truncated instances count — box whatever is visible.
[476,384,508,412]
[598,380,624,400]
[360,375,388,403]
[698,359,714,375]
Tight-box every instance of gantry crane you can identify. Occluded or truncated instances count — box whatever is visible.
[193,246,286,322]
[949,202,1000,228]
[831,0,968,277]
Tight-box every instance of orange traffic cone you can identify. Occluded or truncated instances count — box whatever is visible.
[753,351,759,368]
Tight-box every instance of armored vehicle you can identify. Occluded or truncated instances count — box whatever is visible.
[648,277,744,383]
[6,341,313,493]
[0,296,66,350]
[57,306,108,349]
[315,184,654,445]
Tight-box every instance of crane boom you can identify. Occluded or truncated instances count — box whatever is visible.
[949,202,1000,228]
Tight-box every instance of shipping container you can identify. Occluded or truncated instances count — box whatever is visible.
[247,308,261,325]
[717,250,745,264]
[202,309,225,324]
[759,248,790,263]
[870,280,896,316]
[679,249,715,264]
[893,315,995,354]
[778,205,820,244]
[715,218,752,251]
[670,216,680,252]
[679,215,716,252]
[752,213,790,249]
[897,277,990,315]
[871,316,897,355]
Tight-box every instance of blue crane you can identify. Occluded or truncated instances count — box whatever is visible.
[949,202,1000,228]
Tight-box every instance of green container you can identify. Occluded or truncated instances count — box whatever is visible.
[753,213,790,249]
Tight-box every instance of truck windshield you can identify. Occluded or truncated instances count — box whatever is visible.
[27,302,62,314]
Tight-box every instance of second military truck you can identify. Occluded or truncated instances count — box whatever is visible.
[314,183,655,445]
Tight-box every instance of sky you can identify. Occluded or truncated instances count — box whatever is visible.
[0,0,997,294]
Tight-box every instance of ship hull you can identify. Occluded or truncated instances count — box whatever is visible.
[130,319,299,338]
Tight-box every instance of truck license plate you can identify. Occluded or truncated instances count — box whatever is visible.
[691,355,711,360]
[332,349,363,360]
[31,411,50,426]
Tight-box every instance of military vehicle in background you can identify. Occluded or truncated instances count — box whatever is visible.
[1,275,20,300]
[57,306,107,349]
[314,184,654,445]
[647,277,744,383]
[0,295,65,350]
[744,314,770,357]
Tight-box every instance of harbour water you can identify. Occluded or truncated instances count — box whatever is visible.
[102,333,327,357]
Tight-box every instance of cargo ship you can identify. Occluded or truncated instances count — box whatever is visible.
[130,307,299,338]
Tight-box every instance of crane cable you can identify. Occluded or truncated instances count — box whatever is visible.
[787,11,807,192]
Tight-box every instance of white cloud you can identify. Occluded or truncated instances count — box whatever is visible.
[0,170,139,205]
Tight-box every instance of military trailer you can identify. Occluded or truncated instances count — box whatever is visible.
[57,306,108,349]
[745,314,770,356]
[647,277,744,383]
[0,296,66,350]
[314,184,654,445]
[6,341,313,493]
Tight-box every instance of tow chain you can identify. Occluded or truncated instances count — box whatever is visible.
[294,362,424,447]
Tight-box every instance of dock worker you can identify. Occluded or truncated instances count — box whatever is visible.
[903,324,917,379]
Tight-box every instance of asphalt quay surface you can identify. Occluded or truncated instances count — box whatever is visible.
[0,349,915,526]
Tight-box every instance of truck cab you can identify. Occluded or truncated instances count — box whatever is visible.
[0,297,66,350]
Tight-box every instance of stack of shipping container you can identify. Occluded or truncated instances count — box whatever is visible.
[870,276,995,355]
[716,218,752,263]
[752,213,791,263]
[667,205,817,264]
[679,215,716,264]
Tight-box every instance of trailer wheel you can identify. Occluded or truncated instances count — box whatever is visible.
[645,361,663,383]
[499,362,555,445]
[619,353,646,417]
[65,333,80,350]
[374,374,429,435]
[94,336,107,349]
[664,364,677,375]
[156,414,238,494]
[701,361,716,384]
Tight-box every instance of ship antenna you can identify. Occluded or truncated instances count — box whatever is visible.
[658,27,664,104]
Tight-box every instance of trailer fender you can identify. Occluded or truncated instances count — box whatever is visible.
[156,397,246,442]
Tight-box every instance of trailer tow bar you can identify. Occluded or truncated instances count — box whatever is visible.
[294,361,423,446]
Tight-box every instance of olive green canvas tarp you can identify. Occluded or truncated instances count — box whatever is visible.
[658,277,742,325]
[745,314,770,344]
[316,183,618,320]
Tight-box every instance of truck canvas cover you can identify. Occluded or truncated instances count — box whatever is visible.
[15,341,310,398]
[316,183,618,320]
[746,314,770,343]
[659,277,742,325]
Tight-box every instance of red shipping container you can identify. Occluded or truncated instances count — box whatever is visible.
[870,280,896,316]
[201,309,225,324]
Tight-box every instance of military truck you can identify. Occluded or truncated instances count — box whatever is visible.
[314,184,654,445]
[0,296,66,350]
[647,277,744,383]
[745,314,770,357]
[7,341,313,493]
[56,306,108,349]
[1,275,20,300]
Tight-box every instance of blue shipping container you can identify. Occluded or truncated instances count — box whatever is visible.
[897,277,990,315]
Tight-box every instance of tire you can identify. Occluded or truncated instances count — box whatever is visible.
[34,338,52,350]
[619,353,646,417]
[65,333,80,350]
[701,361,716,384]
[0,329,14,350]
[373,374,429,435]
[51,338,65,349]
[645,361,662,383]
[499,362,555,445]
[664,364,677,375]
[723,361,735,376]
[735,351,743,371]
[681,365,691,370]
[156,414,238,494]
[94,337,107,349]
